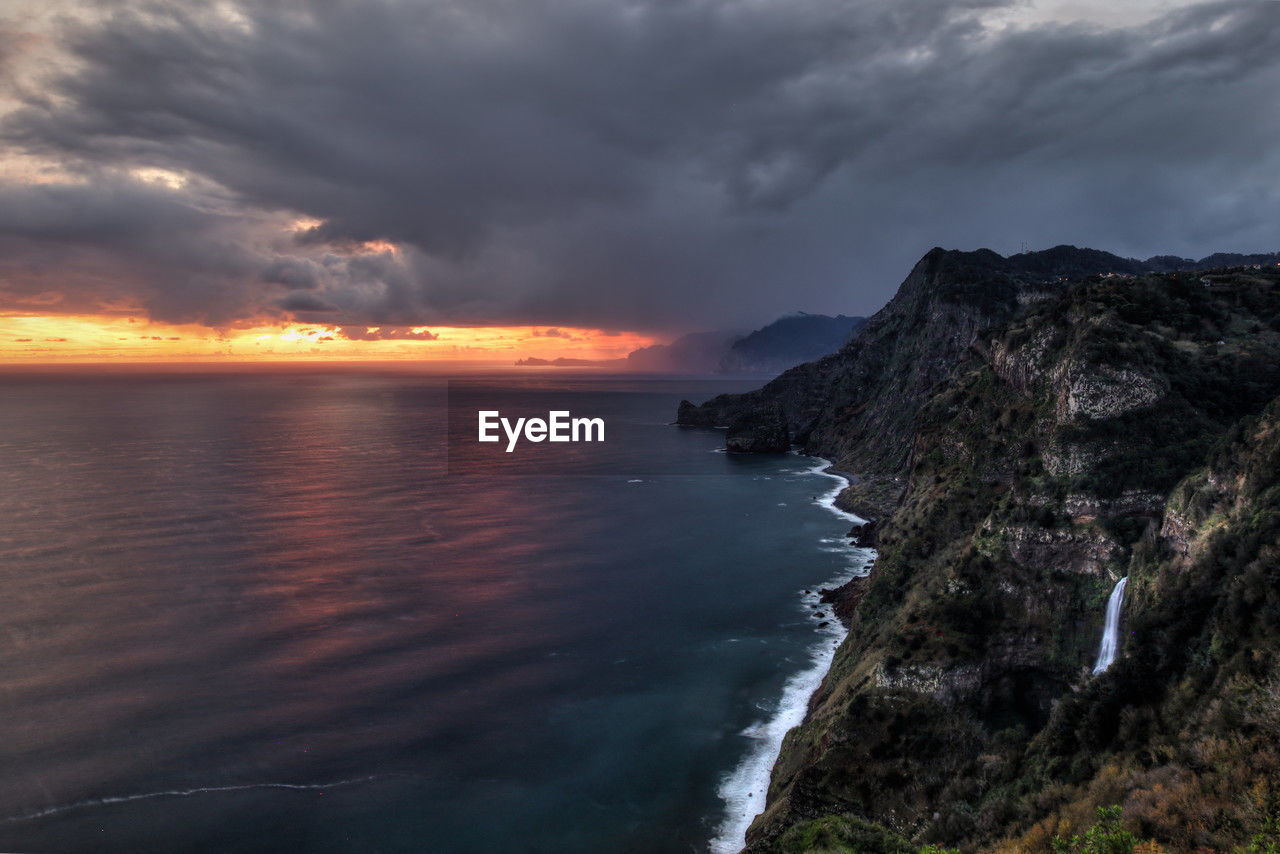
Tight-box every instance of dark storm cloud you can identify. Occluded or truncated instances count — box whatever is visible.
[1,0,1278,331]
[275,291,336,312]
[0,176,263,322]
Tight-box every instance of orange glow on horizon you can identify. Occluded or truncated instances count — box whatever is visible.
[0,313,657,365]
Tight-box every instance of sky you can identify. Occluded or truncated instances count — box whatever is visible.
[0,0,1277,362]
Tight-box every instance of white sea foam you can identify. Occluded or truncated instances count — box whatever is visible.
[5,775,386,824]
[709,455,874,854]
[805,455,865,526]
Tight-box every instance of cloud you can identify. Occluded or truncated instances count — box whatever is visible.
[276,292,337,313]
[0,0,1277,332]
[336,326,439,341]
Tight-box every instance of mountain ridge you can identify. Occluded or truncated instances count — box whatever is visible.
[677,244,1280,853]
[677,244,1280,514]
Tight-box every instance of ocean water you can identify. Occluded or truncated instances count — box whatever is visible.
[0,371,871,853]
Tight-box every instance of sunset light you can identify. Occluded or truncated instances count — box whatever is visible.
[0,313,656,364]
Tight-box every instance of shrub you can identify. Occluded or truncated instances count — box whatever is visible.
[1051,806,1140,854]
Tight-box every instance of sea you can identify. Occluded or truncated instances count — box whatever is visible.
[0,370,872,853]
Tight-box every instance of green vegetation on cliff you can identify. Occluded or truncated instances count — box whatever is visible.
[684,252,1280,853]
[1006,392,1280,852]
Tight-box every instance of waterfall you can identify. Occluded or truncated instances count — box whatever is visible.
[1092,576,1128,675]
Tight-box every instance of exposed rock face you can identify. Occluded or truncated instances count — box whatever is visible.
[989,328,1058,391]
[819,576,869,626]
[1056,365,1166,420]
[1157,506,1197,561]
[1060,489,1164,523]
[992,321,1168,425]
[1002,525,1121,575]
[1041,440,1113,477]
[870,662,984,706]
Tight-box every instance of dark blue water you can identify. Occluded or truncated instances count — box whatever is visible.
[0,371,868,853]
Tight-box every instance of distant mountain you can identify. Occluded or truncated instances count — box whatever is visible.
[1188,250,1280,268]
[514,356,626,367]
[1143,251,1280,271]
[1003,246,1280,277]
[624,330,741,373]
[515,313,866,374]
[717,313,866,375]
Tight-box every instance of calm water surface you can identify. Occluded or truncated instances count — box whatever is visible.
[0,372,867,853]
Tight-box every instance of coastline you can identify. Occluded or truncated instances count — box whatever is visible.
[708,455,877,854]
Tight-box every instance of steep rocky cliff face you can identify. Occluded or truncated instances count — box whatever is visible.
[691,261,1280,853]
[677,246,1157,517]
[1000,393,1280,853]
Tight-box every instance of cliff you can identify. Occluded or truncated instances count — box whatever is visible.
[678,246,1161,518]
[681,254,1280,853]
[1004,390,1280,852]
